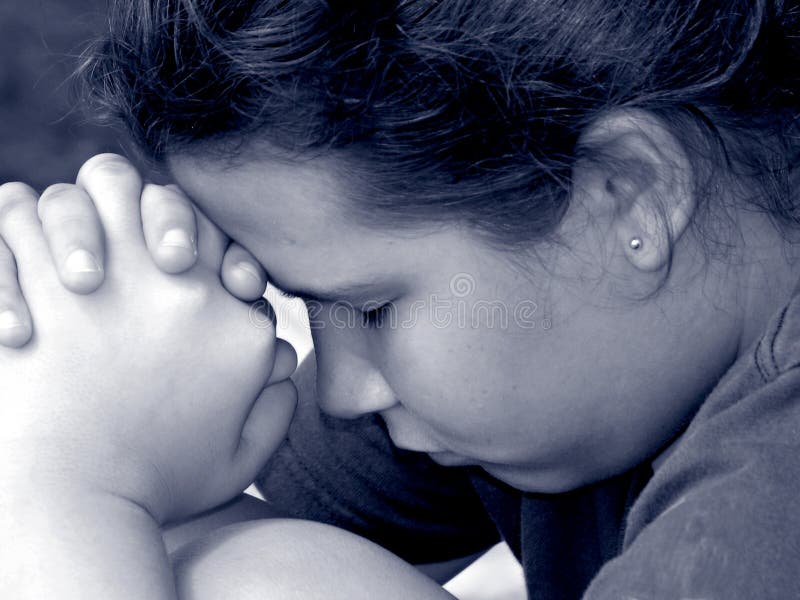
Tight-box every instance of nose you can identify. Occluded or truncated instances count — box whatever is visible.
[317,364,397,419]
[312,316,397,419]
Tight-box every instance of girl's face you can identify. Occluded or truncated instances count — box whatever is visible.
[169,150,740,492]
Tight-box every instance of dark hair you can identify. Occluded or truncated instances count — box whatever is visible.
[79,0,800,250]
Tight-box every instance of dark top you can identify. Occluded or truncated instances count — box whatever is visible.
[257,291,800,599]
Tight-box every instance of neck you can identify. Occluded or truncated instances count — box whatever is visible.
[734,207,800,353]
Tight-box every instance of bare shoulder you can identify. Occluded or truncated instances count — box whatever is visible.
[172,518,455,600]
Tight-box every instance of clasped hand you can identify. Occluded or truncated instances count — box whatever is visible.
[0,154,297,524]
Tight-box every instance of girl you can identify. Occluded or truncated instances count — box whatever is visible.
[2,1,799,597]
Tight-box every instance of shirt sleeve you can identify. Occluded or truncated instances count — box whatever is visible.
[255,381,500,564]
[583,305,800,599]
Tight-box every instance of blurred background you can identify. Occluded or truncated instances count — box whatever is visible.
[0,2,526,597]
[0,0,124,190]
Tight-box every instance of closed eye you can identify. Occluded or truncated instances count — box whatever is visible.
[362,302,393,328]
[277,288,298,299]
[278,286,392,328]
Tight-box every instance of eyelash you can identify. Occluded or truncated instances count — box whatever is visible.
[362,303,391,327]
[277,288,391,328]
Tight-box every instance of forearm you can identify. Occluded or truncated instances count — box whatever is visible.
[2,487,176,599]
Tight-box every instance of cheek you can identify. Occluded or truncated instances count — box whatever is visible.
[377,318,534,448]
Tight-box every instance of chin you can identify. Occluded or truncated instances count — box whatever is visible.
[481,463,590,494]
[426,451,476,467]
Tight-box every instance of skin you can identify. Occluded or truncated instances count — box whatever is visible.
[1,111,799,598]
[3,112,799,496]
[161,110,800,493]
[0,157,460,599]
[0,158,301,599]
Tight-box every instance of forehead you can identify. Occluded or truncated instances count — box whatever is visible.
[170,150,354,246]
[166,151,472,295]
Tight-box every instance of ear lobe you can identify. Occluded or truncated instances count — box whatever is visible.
[579,110,695,273]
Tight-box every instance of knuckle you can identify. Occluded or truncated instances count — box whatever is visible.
[0,182,36,208]
[40,182,78,202]
[38,184,84,218]
[77,153,140,185]
[142,183,184,221]
[0,183,36,223]
[144,184,194,223]
[0,181,37,198]
[164,184,192,207]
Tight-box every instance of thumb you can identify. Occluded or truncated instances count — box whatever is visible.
[230,379,298,487]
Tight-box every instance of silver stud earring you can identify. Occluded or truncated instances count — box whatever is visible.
[630,238,643,250]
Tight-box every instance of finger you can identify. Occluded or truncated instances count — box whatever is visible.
[248,297,277,333]
[231,379,298,487]
[266,338,298,385]
[141,184,198,274]
[221,242,268,301]
[38,183,105,294]
[0,237,33,348]
[0,182,56,294]
[163,185,229,272]
[76,154,145,248]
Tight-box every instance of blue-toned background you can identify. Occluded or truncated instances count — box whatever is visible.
[0,0,123,190]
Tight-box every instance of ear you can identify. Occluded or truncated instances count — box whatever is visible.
[573,109,695,272]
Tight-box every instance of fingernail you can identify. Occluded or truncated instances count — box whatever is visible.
[236,261,262,283]
[0,310,24,330]
[160,229,196,254]
[65,249,103,273]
